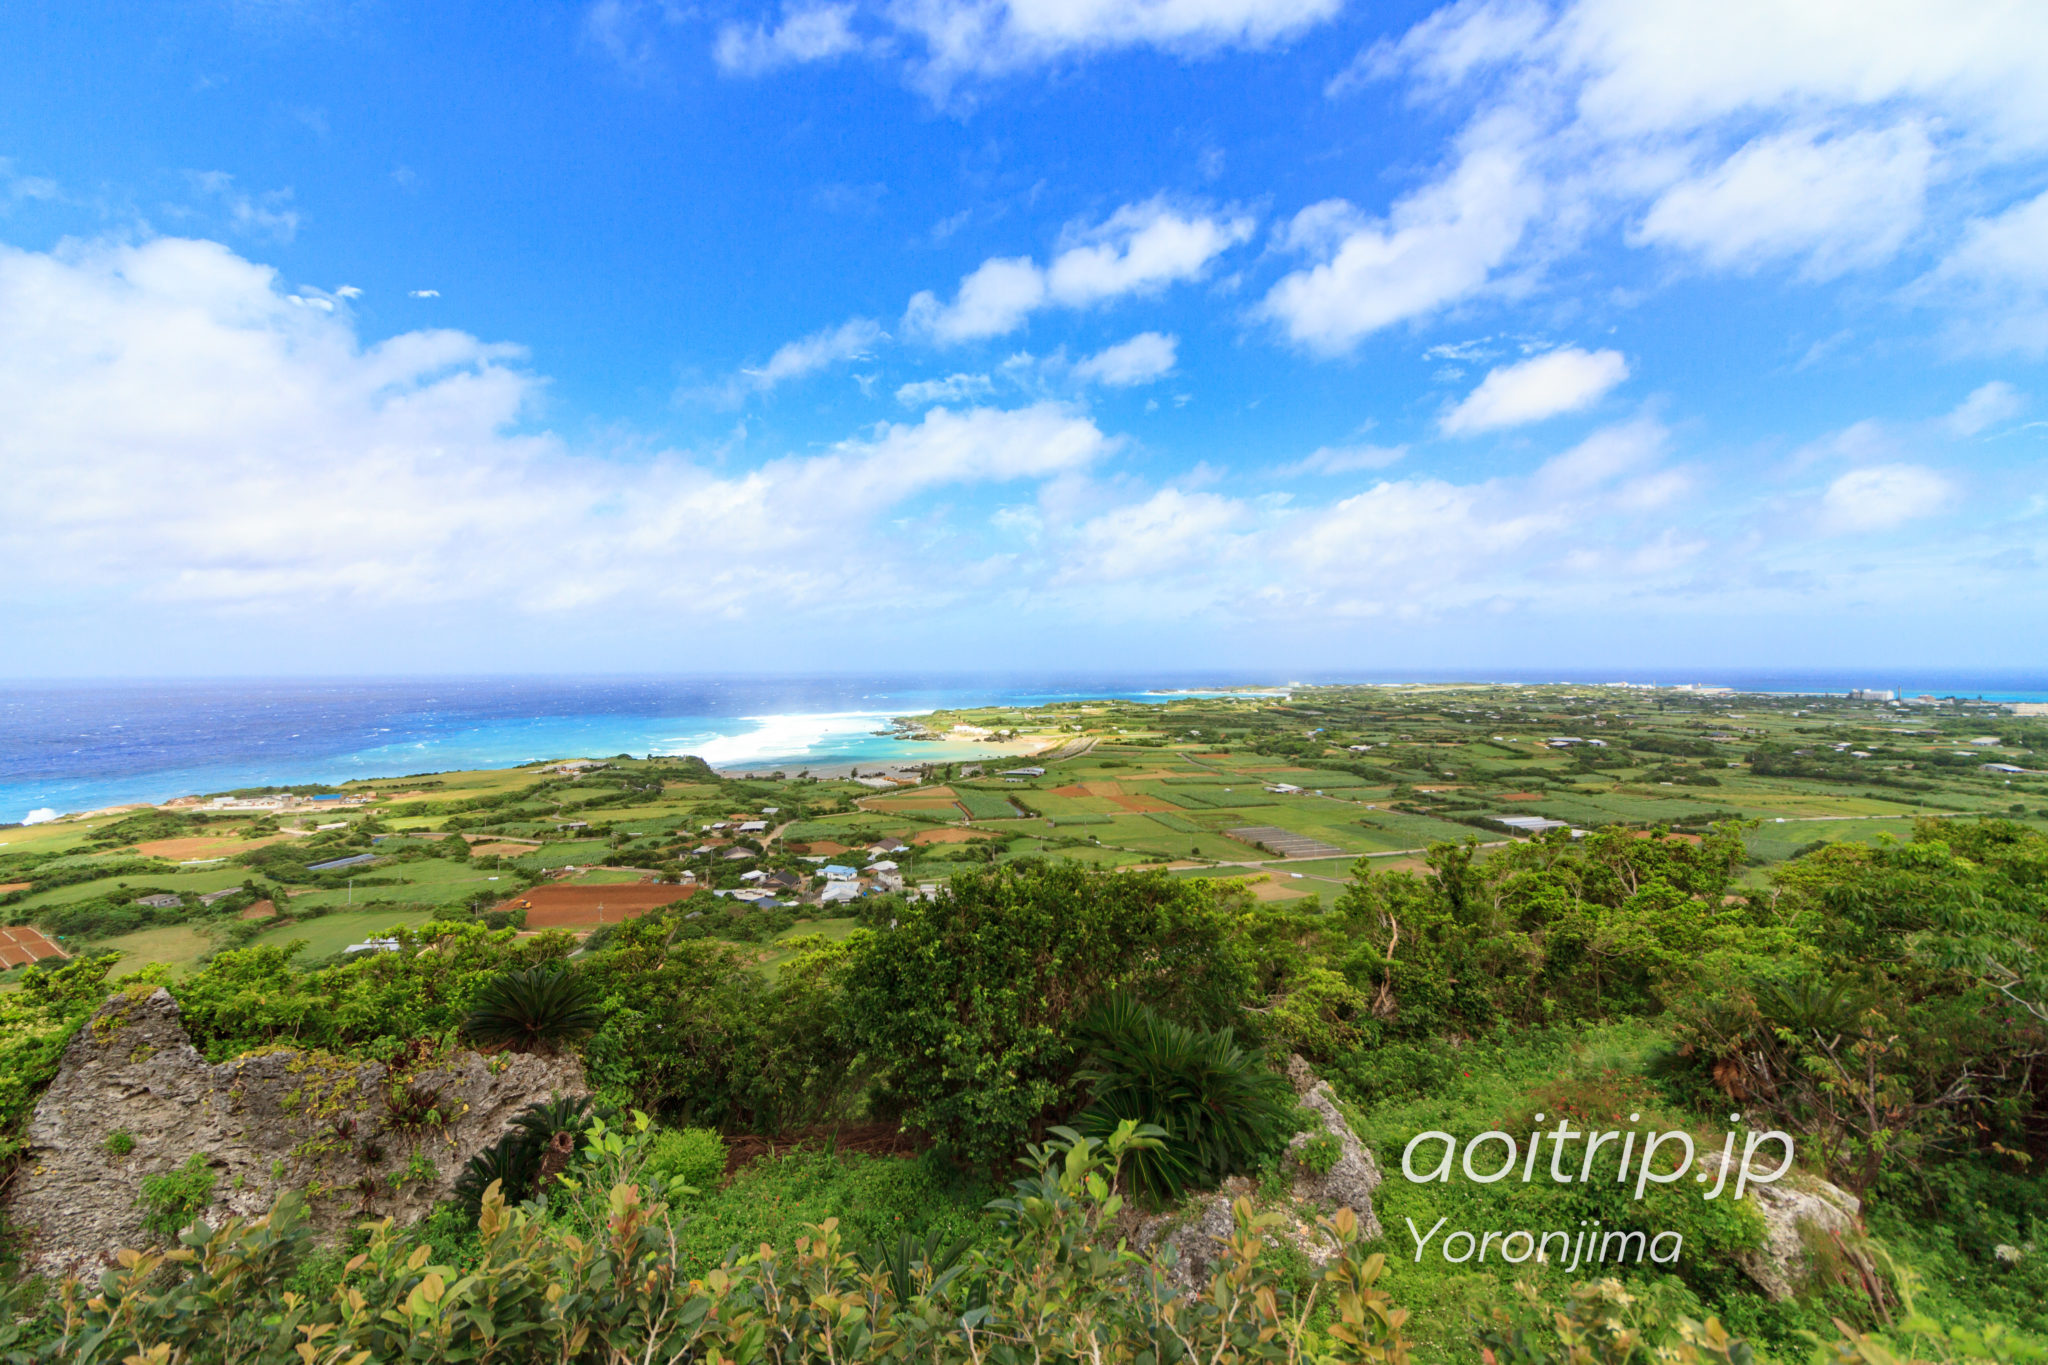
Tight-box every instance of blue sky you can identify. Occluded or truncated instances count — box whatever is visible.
[0,0,2044,676]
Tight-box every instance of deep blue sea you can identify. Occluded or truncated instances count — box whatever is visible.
[2,671,2043,826]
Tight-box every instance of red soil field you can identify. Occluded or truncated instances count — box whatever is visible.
[240,900,277,921]
[0,925,67,969]
[492,882,697,929]
[0,883,30,895]
[1500,792,1543,802]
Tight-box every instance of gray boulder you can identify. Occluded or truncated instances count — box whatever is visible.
[1128,1056,1382,1291]
[1694,1147,1863,1301]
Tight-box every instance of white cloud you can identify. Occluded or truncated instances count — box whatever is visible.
[888,0,1341,93]
[906,257,1046,343]
[1073,331,1177,386]
[1441,347,1628,434]
[410,289,440,298]
[906,200,1251,343]
[1945,380,2026,436]
[1820,464,1954,533]
[0,236,1112,615]
[1259,120,1540,353]
[1929,189,2048,351]
[736,317,885,396]
[1333,0,2048,352]
[1057,486,1240,582]
[716,3,864,73]
[0,157,60,210]
[1273,443,1407,476]
[334,285,364,300]
[1535,417,1665,490]
[896,371,995,405]
[1635,122,1935,277]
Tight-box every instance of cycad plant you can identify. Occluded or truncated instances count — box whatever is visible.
[452,1093,595,1220]
[1070,993,1296,1207]
[462,965,605,1053]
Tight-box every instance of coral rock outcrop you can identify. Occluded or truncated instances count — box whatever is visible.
[7,987,584,1280]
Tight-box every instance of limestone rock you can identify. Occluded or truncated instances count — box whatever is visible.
[7,987,585,1281]
[1695,1148,1863,1301]
[1128,1057,1382,1291]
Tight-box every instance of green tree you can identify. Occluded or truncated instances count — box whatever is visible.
[843,859,1254,1164]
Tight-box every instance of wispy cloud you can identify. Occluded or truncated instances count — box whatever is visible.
[1073,332,1177,387]
[715,3,864,74]
[906,199,1251,343]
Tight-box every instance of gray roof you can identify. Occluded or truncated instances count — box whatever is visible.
[307,852,377,872]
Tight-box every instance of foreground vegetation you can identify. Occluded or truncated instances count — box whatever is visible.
[3,683,2047,1361]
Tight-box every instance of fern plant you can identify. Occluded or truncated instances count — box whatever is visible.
[1069,993,1297,1207]
[461,966,604,1053]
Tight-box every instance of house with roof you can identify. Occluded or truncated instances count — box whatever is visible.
[135,893,183,909]
[822,864,858,881]
[820,881,862,904]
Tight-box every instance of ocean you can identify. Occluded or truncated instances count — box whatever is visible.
[2,670,2043,825]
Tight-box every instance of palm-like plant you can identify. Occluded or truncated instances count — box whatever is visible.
[452,1093,596,1221]
[462,965,605,1053]
[1070,993,1296,1207]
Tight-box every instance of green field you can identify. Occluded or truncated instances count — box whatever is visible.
[954,790,1024,820]
[249,909,441,960]
[89,924,221,977]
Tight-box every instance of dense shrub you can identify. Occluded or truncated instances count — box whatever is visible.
[843,859,1256,1163]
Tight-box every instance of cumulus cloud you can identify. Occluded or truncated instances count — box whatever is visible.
[906,200,1251,343]
[3,234,2008,647]
[0,236,1112,615]
[1056,487,1240,582]
[1073,331,1177,386]
[1259,120,1540,353]
[1441,347,1628,434]
[1322,0,2048,353]
[1820,464,1954,533]
[715,3,864,73]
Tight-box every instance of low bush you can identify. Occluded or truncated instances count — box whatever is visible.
[135,1154,217,1242]
[644,1125,726,1193]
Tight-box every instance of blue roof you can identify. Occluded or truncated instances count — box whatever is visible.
[822,864,857,877]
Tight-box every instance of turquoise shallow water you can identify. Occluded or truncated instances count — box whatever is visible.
[0,675,1274,823]
[1,670,2040,825]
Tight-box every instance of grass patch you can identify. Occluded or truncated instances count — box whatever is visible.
[248,909,439,960]
[84,924,221,977]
